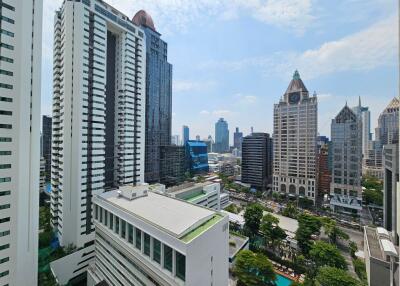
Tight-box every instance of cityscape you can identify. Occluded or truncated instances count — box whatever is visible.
[0,0,399,286]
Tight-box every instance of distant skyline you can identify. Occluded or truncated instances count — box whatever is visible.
[41,0,398,139]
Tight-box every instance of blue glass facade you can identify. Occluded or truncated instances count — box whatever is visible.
[141,22,173,183]
[182,125,189,146]
[214,118,229,153]
[186,141,209,174]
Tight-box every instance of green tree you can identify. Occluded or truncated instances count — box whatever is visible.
[362,176,383,191]
[39,206,52,232]
[260,213,286,248]
[353,258,367,283]
[298,197,314,210]
[234,250,276,286]
[282,202,298,219]
[295,213,321,255]
[321,217,349,244]
[309,241,347,270]
[244,203,264,237]
[315,266,360,286]
[363,189,383,206]
[349,241,358,258]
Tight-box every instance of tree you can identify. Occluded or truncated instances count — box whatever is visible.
[260,214,286,249]
[244,203,264,237]
[353,258,367,283]
[309,241,347,270]
[39,206,52,232]
[234,250,276,286]
[282,202,298,219]
[363,189,383,206]
[315,266,360,286]
[321,217,349,244]
[295,213,321,255]
[349,241,358,258]
[298,197,314,210]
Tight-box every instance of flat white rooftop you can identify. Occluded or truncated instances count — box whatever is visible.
[98,188,221,241]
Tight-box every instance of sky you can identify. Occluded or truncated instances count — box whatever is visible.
[41,0,399,142]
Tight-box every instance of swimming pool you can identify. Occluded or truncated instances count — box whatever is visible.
[276,274,292,286]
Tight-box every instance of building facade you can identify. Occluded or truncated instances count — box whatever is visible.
[352,97,371,158]
[182,125,189,146]
[88,185,229,286]
[0,0,43,284]
[383,144,399,242]
[242,133,273,190]
[133,11,173,184]
[233,127,243,150]
[214,118,229,153]
[317,144,331,199]
[42,115,52,182]
[273,71,318,201]
[160,145,186,186]
[186,141,209,174]
[50,1,146,281]
[330,105,363,214]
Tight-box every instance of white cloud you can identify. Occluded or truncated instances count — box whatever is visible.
[213,110,232,116]
[234,93,258,104]
[200,16,398,80]
[200,110,210,115]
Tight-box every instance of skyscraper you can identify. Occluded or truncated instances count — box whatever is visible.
[233,127,243,150]
[50,1,146,280]
[273,71,318,202]
[242,133,273,190]
[42,115,52,182]
[215,118,229,153]
[330,104,363,214]
[352,96,371,157]
[133,10,173,184]
[171,135,180,146]
[0,0,43,284]
[182,125,189,146]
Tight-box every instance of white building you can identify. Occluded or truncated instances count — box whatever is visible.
[352,97,371,158]
[88,185,229,286]
[0,0,43,285]
[330,104,363,214]
[50,0,146,282]
[166,182,221,210]
[273,70,318,202]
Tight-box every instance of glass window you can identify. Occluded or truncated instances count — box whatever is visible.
[128,224,133,244]
[163,245,173,272]
[104,210,108,226]
[99,207,103,223]
[115,217,119,234]
[121,220,126,239]
[94,205,98,220]
[135,228,141,250]
[109,213,113,230]
[153,239,161,264]
[175,252,186,281]
[144,233,150,256]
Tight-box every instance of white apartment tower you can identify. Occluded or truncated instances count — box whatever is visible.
[0,0,43,285]
[352,96,371,158]
[273,71,318,201]
[51,0,146,250]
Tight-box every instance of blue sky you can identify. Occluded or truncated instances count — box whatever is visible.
[41,0,398,141]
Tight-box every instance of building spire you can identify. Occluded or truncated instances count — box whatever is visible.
[293,70,300,80]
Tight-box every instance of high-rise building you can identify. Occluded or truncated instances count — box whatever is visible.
[42,115,52,182]
[242,133,273,190]
[186,140,209,174]
[272,71,318,201]
[50,1,146,281]
[182,125,189,146]
[160,145,187,186]
[196,135,200,141]
[233,127,243,150]
[352,96,371,157]
[215,118,229,153]
[317,144,331,199]
[0,0,43,284]
[133,10,173,184]
[383,144,399,240]
[330,104,363,214]
[88,185,229,286]
[364,98,399,179]
[171,135,180,146]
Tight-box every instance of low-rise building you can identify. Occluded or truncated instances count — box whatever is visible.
[364,226,398,286]
[229,233,249,269]
[220,193,230,209]
[88,185,229,286]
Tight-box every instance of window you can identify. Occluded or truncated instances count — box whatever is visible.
[0,164,11,169]
[0,257,9,264]
[0,124,11,129]
[0,70,12,76]
[99,207,103,223]
[94,205,98,220]
[115,217,119,234]
[0,43,13,50]
[0,151,11,155]
[0,138,11,142]
[143,233,150,256]
[109,213,113,230]
[121,220,126,239]
[175,252,186,281]
[1,2,15,11]
[0,177,11,183]
[128,224,133,243]
[0,111,12,116]
[0,97,12,102]
[0,56,13,63]
[0,270,9,278]
[135,228,141,250]
[0,218,9,224]
[0,84,12,90]
[0,191,10,196]
[1,15,14,24]
[163,245,173,272]
[0,244,9,251]
[104,210,108,226]
[0,230,10,237]
[0,29,14,37]
[0,205,10,210]
[153,238,161,264]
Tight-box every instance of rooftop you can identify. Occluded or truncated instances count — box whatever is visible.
[98,187,224,242]
[229,233,249,259]
[364,226,398,261]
